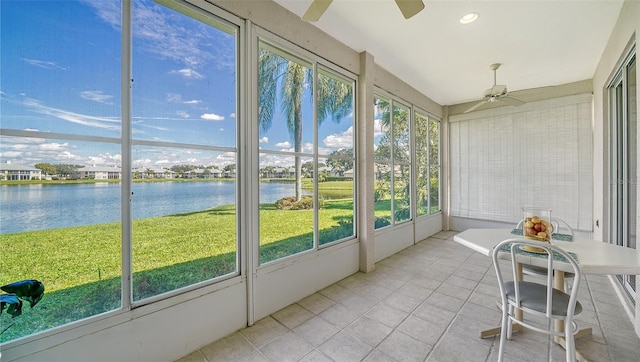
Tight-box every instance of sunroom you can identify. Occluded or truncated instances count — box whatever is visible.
[0,0,638,361]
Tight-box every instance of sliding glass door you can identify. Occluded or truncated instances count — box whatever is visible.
[609,50,636,300]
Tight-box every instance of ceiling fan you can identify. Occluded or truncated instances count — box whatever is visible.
[464,63,526,113]
[302,0,425,22]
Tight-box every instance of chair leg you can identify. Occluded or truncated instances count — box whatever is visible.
[498,303,509,362]
[507,305,513,340]
[565,319,576,362]
[547,318,553,362]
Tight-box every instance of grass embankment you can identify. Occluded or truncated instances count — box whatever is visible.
[0,197,354,342]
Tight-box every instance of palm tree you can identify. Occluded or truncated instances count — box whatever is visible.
[258,47,352,200]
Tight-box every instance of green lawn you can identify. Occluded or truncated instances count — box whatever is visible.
[0,198,354,342]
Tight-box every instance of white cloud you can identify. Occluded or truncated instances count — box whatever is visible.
[172,68,203,79]
[0,135,122,167]
[374,119,387,138]
[259,153,295,168]
[302,142,314,153]
[83,0,235,71]
[218,128,224,132]
[80,90,113,104]
[22,58,67,70]
[23,98,120,131]
[259,137,269,144]
[216,152,236,165]
[276,141,291,148]
[87,152,120,166]
[133,158,153,168]
[39,142,70,151]
[201,113,224,121]
[0,151,24,158]
[323,125,354,148]
[176,111,190,119]
[1,135,46,144]
[80,0,119,28]
[229,113,236,118]
[166,93,182,102]
[166,94,201,106]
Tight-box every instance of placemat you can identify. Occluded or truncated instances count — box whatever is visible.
[510,228,573,242]
[498,242,578,263]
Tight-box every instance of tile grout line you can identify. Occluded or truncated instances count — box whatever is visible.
[425,239,498,362]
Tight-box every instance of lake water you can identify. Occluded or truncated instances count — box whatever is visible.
[0,181,315,234]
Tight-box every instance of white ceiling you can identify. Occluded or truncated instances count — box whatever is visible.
[272,0,624,106]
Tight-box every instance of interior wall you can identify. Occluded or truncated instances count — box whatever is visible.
[448,93,594,231]
[591,0,640,337]
[374,65,443,119]
[4,280,248,362]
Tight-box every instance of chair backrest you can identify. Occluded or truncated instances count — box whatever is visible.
[492,238,582,319]
[551,217,574,236]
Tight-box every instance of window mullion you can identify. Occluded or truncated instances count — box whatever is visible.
[121,0,133,309]
[313,62,319,249]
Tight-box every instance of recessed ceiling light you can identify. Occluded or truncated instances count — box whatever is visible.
[460,13,479,24]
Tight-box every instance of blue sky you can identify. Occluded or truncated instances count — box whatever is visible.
[1,0,356,170]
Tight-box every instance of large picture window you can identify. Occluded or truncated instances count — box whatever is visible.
[415,111,441,216]
[258,41,355,264]
[0,0,239,342]
[373,95,412,228]
[373,95,441,230]
[1,0,123,342]
[130,0,239,301]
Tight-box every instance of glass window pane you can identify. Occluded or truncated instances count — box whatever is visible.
[430,165,440,213]
[0,136,122,343]
[374,96,391,162]
[416,164,429,217]
[392,103,410,163]
[374,162,392,229]
[1,0,122,343]
[415,113,429,217]
[1,1,122,139]
[258,43,313,154]
[394,164,411,222]
[429,117,441,213]
[324,149,354,177]
[257,44,355,262]
[132,0,236,147]
[429,118,440,165]
[318,158,355,245]
[259,154,314,263]
[318,70,354,155]
[131,1,238,300]
[131,146,237,301]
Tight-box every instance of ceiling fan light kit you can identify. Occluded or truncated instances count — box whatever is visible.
[464,63,526,113]
[302,0,425,22]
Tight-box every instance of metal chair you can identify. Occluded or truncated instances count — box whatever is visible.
[492,238,583,362]
[516,217,575,291]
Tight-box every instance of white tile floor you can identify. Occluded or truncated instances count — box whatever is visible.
[176,231,640,362]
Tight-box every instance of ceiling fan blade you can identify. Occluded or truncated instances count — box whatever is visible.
[464,100,488,113]
[302,0,333,22]
[394,0,425,19]
[499,96,526,107]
